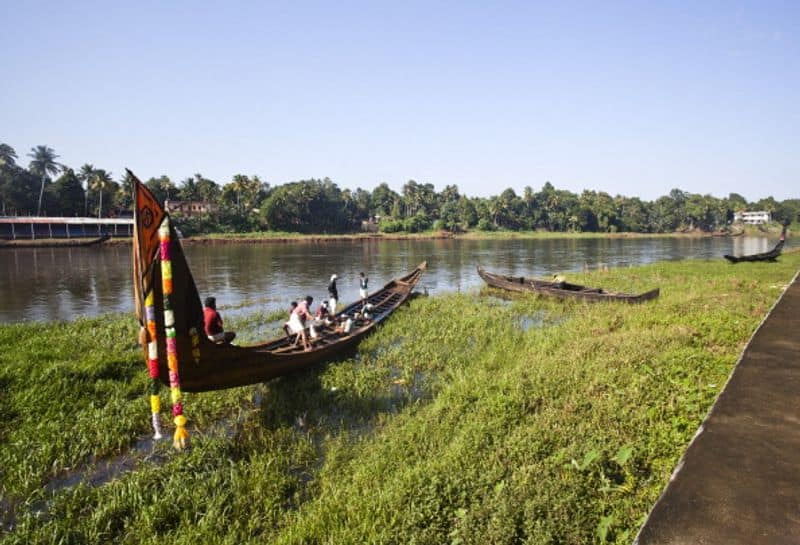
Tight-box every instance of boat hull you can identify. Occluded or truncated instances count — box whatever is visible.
[477,266,659,304]
[723,227,787,263]
[154,263,426,392]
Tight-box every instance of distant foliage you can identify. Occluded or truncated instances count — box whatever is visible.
[2,141,799,232]
[260,178,352,233]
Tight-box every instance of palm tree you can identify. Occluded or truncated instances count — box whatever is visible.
[28,145,62,216]
[229,174,248,211]
[89,169,113,218]
[79,163,95,216]
[0,143,18,168]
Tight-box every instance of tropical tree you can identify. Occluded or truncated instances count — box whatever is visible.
[592,191,618,232]
[178,176,199,201]
[457,197,479,228]
[438,201,462,232]
[114,171,135,213]
[88,169,114,218]
[145,175,176,204]
[0,143,18,168]
[28,145,62,216]
[617,196,649,232]
[0,164,39,215]
[49,168,85,216]
[754,196,778,218]
[727,192,749,213]
[371,183,401,217]
[352,188,372,221]
[179,173,221,203]
[0,144,20,214]
[402,180,420,217]
[439,184,461,205]
[223,174,268,212]
[650,195,681,232]
[774,199,800,225]
[78,164,96,216]
[260,179,348,233]
[224,174,248,211]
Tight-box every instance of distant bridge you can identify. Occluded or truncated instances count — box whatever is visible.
[0,216,134,239]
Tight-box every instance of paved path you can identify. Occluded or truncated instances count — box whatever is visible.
[635,271,800,544]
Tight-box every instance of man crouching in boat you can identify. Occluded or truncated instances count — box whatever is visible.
[288,295,314,351]
[203,296,236,344]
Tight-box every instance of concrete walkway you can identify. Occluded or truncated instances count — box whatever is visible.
[635,271,800,544]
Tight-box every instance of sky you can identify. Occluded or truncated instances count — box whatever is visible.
[2,0,798,202]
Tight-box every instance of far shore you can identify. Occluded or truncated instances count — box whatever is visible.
[2,224,790,247]
[114,224,782,244]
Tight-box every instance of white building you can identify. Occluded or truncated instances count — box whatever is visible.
[733,210,771,225]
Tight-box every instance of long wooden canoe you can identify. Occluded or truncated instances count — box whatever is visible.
[0,233,110,249]
[723,225,787,263]
[477,265,659,304]
[131,171,426,392]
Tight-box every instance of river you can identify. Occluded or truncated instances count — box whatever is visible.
[0,235,793,323]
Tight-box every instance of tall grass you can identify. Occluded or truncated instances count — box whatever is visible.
[1,252,798,544]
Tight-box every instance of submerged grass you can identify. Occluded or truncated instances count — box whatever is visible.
[1,252,798,544]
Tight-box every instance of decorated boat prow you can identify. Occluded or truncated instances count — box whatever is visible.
[131,170,425,447]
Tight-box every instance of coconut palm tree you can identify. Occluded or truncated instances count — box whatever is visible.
[28,145,62,216]
[0,143,18,168]
[228,174,248,211]
[79,163,95,216]
[89,169,113,218]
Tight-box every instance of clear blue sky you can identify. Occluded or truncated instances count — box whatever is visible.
[2,1,798,201]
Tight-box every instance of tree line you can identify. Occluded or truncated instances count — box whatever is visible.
[1,143,798,236]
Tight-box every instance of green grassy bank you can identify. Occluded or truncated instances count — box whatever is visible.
[1,253,799,544]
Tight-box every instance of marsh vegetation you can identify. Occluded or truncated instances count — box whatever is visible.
[1,252,798,544]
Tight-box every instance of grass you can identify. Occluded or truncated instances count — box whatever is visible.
[1,251,798,544]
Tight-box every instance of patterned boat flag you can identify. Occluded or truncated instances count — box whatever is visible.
[130,170,166,322]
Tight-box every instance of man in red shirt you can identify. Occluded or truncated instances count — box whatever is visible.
[203,296,236,343]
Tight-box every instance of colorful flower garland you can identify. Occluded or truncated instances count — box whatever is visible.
[159,218,189,449]
[145,291,163,440]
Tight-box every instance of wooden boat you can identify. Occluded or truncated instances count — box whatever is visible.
[0,233,109,249]
[477,265,659,303]
[131,171,426,392]
[724,225,787,263]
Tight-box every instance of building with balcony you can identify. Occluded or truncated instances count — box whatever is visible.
[733,211,771,225]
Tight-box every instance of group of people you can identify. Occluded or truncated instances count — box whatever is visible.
[282,272,371,351]
[202,272,372,351]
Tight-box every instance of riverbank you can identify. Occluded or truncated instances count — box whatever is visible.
[1,252,799,543]
[90,222,790,246]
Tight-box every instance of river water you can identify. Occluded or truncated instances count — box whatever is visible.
[0,235,793,323]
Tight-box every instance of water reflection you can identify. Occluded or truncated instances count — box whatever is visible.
[1,235,794,323]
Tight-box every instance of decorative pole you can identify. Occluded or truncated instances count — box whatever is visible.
[159,218,189,449]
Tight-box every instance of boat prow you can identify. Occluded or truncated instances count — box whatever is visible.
[132,170,427,392]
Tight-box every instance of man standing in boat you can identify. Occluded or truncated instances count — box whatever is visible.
[359,272,369,307]
[328,274,338,313]
[203,297,236,343]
